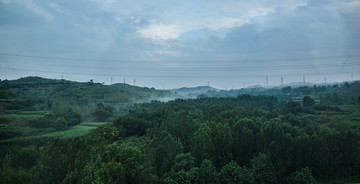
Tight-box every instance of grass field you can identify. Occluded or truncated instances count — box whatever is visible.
[41,125,97,138]
[0,111,48,123]
[315,104,360,133]
[18,111,48,115]
[80,122,109,127]
[337,105,360,127]
[0,122,107,144]
[0,114,44,120]
[40,122,107,138]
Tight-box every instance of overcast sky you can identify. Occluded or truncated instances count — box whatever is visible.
[0,0,359,89]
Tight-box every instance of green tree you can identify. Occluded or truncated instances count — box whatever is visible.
[233,120,255,165]
[114,114,149,137]
[95,160,126,184]
[190,124,215,164]
[250,153,278,184]
[93,103,114,122]
[287,167,316,184]
[283,101,302,114]
[281,86,292,94]
[212,123,233,168]
[172,153,195,172]
[198,159,218,184]
[218,161,247,184]
[151,131,184,176]
[52,98,67,116]
[302,96,315,109]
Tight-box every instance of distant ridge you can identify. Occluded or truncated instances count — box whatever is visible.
[170,86,219,97]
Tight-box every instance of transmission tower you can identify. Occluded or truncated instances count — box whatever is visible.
[266,76,269,86]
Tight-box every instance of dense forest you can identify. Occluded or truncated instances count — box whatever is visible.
[0,77,359,183]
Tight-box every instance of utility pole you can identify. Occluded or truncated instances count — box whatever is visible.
[162,84,164,90]
[243,82,245,88]
[324,77,327,84]
[61,75,63,80]
[303,76,305,83]
[281,76,283,85]
[111,76,113,85]
[123,78,125,84]
[133,79,136,86]
[207,81,210,86]
[352,73,354,81]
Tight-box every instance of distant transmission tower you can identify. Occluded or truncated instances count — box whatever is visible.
[123,78,125,84]
[266,76,269,86]
[133,79,136,85]
[111,76,113,85]
[281,76,283,85]
[303,76,305,83]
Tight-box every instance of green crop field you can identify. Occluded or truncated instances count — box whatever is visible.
[338,105,360,127]
[0,124,53,140]
[0,114,44,120]
[0,124,98,144]
[314,104,360,133]
[18,111,48,115]
[41,125,97,138]
[80,122,109,127]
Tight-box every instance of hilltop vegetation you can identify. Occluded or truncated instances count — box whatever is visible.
[0,76,178,121]
[177,81,360,105]
[0,76,177,109]
[0,77,359,183]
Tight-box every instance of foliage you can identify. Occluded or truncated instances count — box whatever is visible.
[93,103,114,122]
[302,96,315,109]
[287,167,316,184]
[1,90,359,183]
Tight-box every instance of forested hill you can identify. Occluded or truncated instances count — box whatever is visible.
[0,76,178,111]
[184,81,360,102]
[1,93,359,183]
[170,86,219,98]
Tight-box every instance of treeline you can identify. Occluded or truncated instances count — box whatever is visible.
[1,95,359,183]
[199,81,360,106]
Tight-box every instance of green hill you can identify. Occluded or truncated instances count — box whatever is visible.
[0,76,178,111]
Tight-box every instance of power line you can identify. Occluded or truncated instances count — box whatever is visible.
[1,66,358,78]
[1,43,359,54]
[1,52,360,64]
[0,59,359,71]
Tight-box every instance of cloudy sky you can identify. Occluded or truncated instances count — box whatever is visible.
[0,0,359,89]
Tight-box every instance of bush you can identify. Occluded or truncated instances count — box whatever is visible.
[27,111,81,130]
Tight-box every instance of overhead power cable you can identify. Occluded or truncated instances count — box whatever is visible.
[1,43,359,54]
[1,52,360,64]
[0,59,359,71]
[1,66,358,79]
